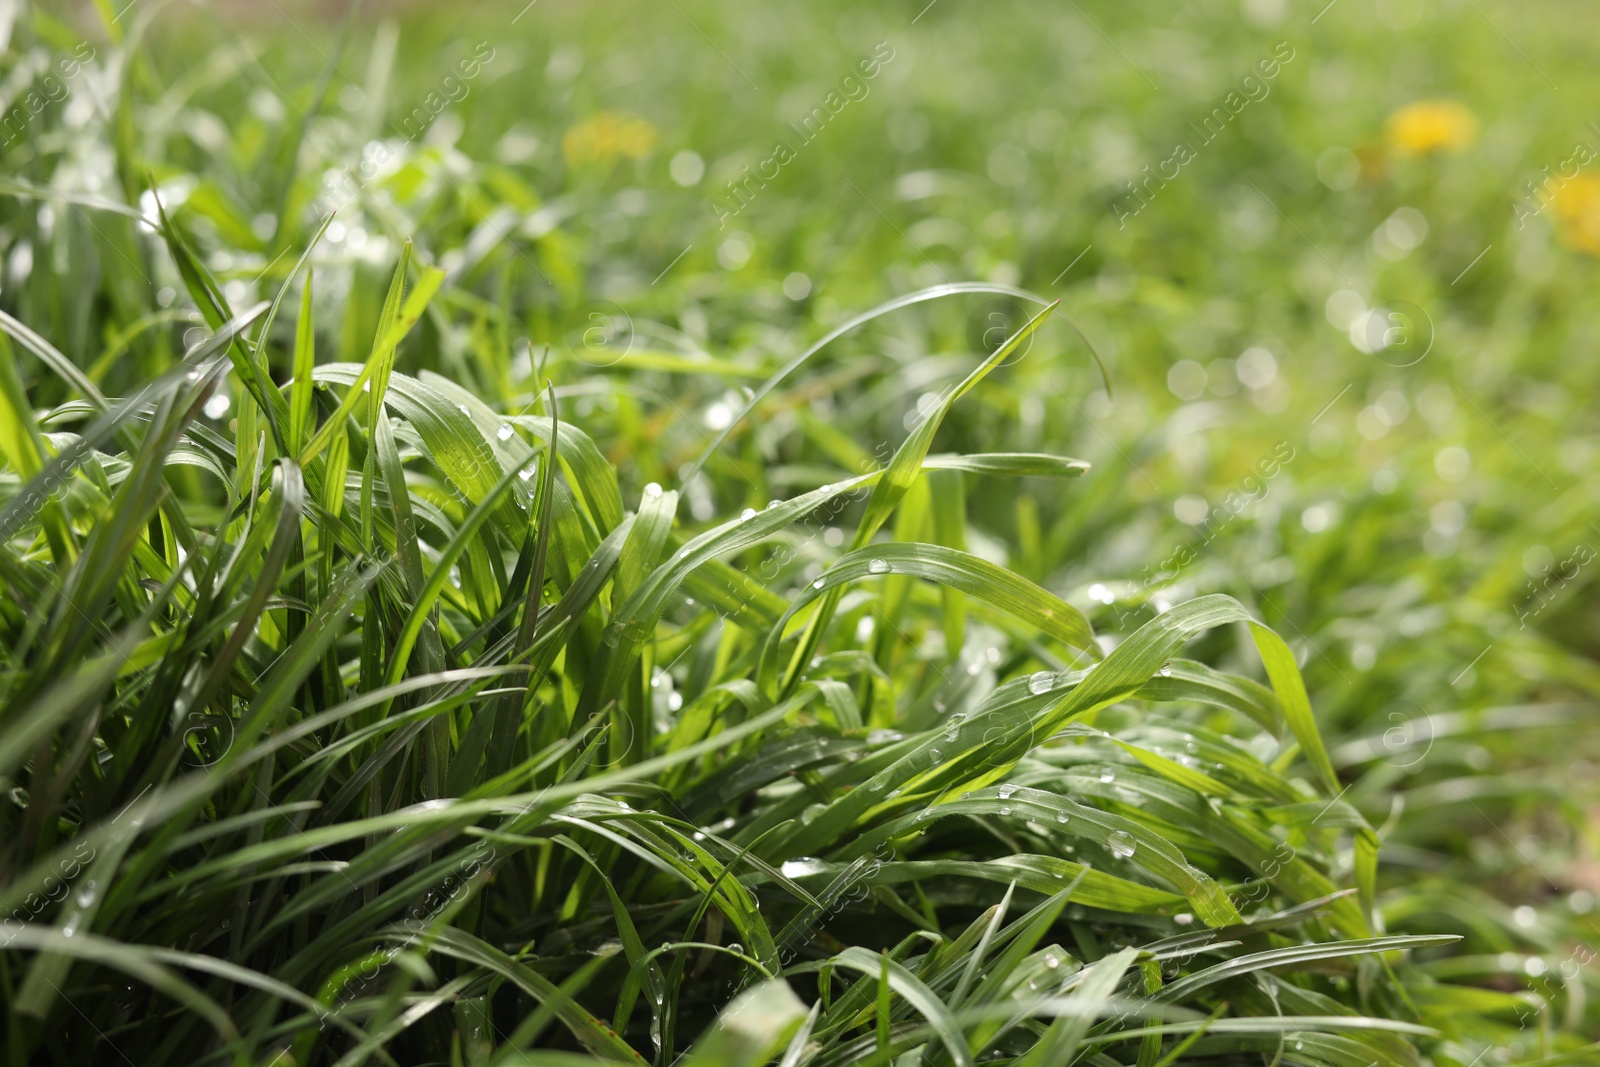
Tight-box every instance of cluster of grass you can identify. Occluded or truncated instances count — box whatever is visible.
[1,1,1598,1065]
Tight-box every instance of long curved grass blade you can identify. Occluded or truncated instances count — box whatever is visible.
[397,926,646,1063]
[833,947,975,1067]
[681,283,1050,485]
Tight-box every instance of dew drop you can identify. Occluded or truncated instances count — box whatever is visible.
[1158,662,1172,677]
[999,806,1011,816]
[1028,671,1055,695]
[643,482,663,498]
[997,784,1017,800]
[1174,912,1194,926]
[867,558,891,574]
[740,508,757,522]
[496,424,515,441]
[1099,769,1116,784]
[1107,831,1136,858]
[781,857,828,878]
[812,578,826,589]
[867,729,904,745]
[1056,813,1068,824]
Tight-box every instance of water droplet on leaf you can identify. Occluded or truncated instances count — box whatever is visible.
[781,857,828,878]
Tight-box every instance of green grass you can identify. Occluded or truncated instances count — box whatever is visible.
[1,1,1598,1065]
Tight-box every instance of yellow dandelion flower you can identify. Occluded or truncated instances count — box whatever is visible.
[1386,100,1478,156]
[561,111,658,167]
[1551,174,1600,255]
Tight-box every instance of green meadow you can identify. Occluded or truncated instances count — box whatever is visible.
[0,0,1597,1063]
